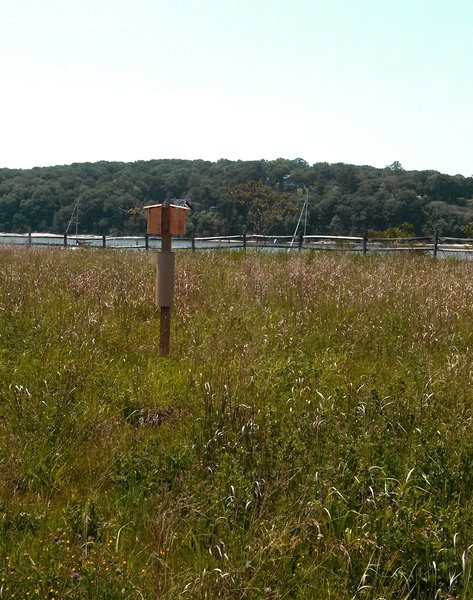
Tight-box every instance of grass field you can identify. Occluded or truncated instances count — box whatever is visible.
[1,248,473,599]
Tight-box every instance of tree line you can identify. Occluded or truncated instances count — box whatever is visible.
[0,158,472,237]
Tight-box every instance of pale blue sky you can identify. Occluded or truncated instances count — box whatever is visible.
[1,0,472,174]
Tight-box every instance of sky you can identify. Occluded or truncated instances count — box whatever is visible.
[0,0,472,175]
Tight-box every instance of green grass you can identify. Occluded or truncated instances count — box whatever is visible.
[1,247,473,598]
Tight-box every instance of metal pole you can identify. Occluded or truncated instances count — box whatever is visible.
[303,192,309,237]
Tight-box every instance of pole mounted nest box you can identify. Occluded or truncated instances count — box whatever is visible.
[144,204,189,236]
[144,203,190,356]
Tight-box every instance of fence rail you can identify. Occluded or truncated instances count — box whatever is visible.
[1,232,473,256]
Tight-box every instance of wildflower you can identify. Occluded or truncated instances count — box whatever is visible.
[70,571,80,580]
[115,567,122,575]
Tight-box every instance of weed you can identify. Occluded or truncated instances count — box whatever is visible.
[1,248,473,597]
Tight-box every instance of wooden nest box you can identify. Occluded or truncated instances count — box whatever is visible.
[144,204,189,236]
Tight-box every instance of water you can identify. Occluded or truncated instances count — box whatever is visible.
[1,233,472,258]
[0,234,246,251]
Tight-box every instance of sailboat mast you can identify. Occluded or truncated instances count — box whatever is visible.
[303,191,309,237]
[75,197,79,236]
[290,191,309,248]
[66,199,79,235]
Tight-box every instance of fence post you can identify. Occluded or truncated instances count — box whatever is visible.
[144,233,149,251]
[191,232,195,252]
[102,234,106,249]
[433,231,439,259]
[298,232,303,252]
[63,233,67,247]
[28,232,32,246]
[243,229,247,251]
[363,231,368,255]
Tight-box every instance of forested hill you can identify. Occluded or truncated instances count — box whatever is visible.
[1,158,472,237]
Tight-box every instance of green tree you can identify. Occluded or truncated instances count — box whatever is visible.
[387,161,405,171]
[462,222,473,238]
[126,207,146,234]
[225,181,295,235]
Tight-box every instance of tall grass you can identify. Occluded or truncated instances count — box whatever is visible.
[1,247,473,598]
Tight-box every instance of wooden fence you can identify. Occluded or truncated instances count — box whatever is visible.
[1,232,473,256]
